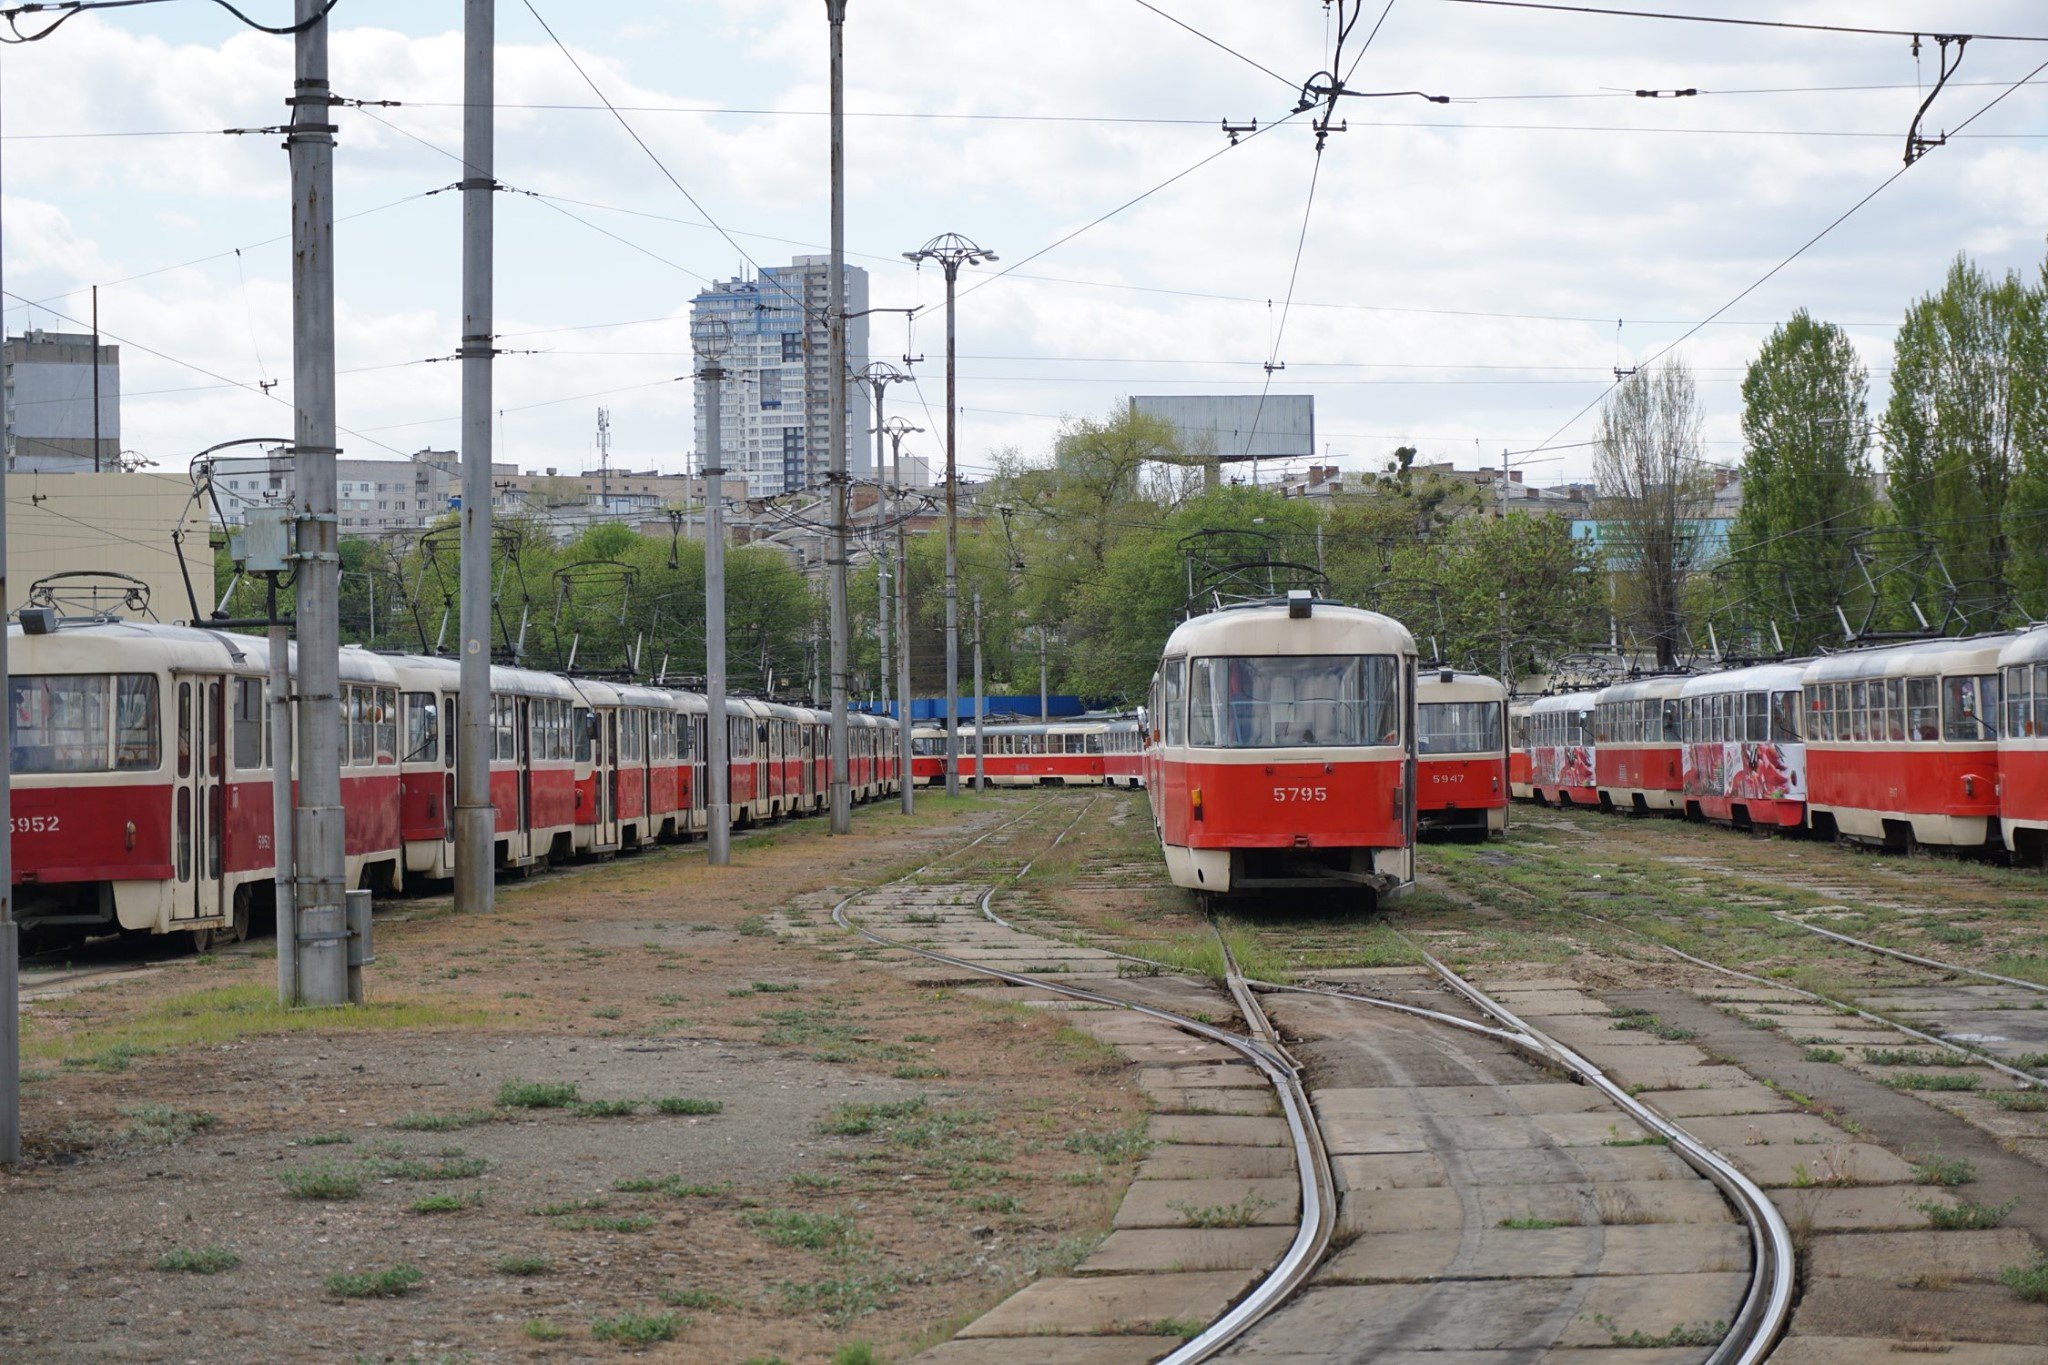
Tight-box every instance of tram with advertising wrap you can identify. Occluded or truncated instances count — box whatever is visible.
[1678,663,1807,830]
[1594,675,1686,815]
[1415,669,1509,838]
[1145,593,1416,901]
[6,617,899,952]
[1527,691,1600,807]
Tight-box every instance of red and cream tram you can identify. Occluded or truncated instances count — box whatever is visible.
[1678,662,1807,830]
[909,725,947,787]
[1527,691,1599,807]
[1595,675,1687,815]
[7,619,898,948]
[1507,698,1533,799]
[958,719,1110,787]
[2001,628,2048,864]
[1146,593,1417,901]
[1102,715,1146,788]
[1415,669,1509,838]
[1802,635,2012,850]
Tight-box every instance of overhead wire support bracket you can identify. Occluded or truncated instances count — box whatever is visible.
[1905,34,1968,165]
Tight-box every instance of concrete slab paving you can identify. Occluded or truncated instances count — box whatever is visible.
[1226,1279,1608,1355]
[1337,1185,1467,1235]
[1462,1143,1697,1185]
[1077,1225,1295,1275]
[1725,1140,1916,1188]
[1481,990,1613,1016]
[1147,1114,1288,1147]
[1678,1111,1852,1146]
[1136,1063,1269,1090]
[1571,1057,1753,1093]
[1640,1084,1798,1117]
[1474,1179,1733,1229]
[1318,1114,1428,1154]
[1329,1152,1451,1191]
[1313,1228,1462,1283]
[1137,1143,1298,1181]
[1790,1280,2048,1346]
[1116,1041,1245,1065]
[1112,1177,1300,1229]
[1526,1111,1658,1146]
[916,1338,1169,1364]
[1550,1271,1750,1348]
[1227,1353,1705,1365]
[1807,1228,2042,1282]
[1142,1086,1276,1116]
[1694,988,1808,1004]
[1767,1337,2048,1364]
[955,1268,1259,1338]
[1773,1184,1952,1231]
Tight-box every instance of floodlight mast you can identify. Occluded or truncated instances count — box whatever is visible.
[902,233,996,795]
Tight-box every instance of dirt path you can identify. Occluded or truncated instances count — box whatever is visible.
[1,793,1148,1363]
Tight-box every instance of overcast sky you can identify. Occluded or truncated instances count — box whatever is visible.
[3,0,2044,490]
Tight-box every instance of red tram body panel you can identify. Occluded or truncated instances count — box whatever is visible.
[2001,628,2048,864]
[1416,670,1509,838]
[1594,676,1686,815]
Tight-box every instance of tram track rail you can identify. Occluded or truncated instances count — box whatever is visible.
[1576,909,2048,1092]
[829,793,1794,1363]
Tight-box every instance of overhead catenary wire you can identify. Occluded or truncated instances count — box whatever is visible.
[1129,0,1298,90]
[1439,0,2048,44]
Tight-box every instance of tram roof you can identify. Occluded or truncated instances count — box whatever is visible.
[1804,633,2018,683]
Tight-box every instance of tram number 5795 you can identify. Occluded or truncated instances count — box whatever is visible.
[1272,786,1328,803]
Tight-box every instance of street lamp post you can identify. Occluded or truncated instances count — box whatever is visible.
[903,234,995,796]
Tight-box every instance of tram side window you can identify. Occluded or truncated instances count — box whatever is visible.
[233,678,266,769]
[404,691,439,763]
[2007,665,2031,740]
[1770,691,1801,744]
[574,707,593,763]
[1943,675,1999,743]
[376,688,398,764]
[9,674,161,773]
[1161,657,1187,746]
[2038,665,2048,737]
[348,687,373,766]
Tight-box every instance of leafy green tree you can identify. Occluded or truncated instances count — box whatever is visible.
[1884,252,2047,626]
[1729,310,1876,652]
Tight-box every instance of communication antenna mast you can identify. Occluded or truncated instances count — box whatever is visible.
[595,407,612,514]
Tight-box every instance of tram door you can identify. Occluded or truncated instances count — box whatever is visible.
[171,675,227,927]
[516,697,533,860]
[441,693,458,864]
[597,710,620,848]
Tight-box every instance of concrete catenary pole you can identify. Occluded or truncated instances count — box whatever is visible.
[824,0,853,834]
[270,586,296,1003]
[698,328,733,866]
[0,53,17,1161]
[288,0,348,1006]
[882,416,920,815]
[902,235,995,797]
[972,590,985,790]
[453,0,497,915]
[1039,626,1048,722]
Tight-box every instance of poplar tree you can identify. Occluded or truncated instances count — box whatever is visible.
[1883,252,2047,625]
[1730,310,1875,651]
[1595,360,1713,667]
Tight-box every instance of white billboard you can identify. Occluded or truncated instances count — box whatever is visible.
[1130,394,1314,463]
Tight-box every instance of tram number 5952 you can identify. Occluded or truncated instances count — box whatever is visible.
[11,815,59,834]
[1272,786,1327,803]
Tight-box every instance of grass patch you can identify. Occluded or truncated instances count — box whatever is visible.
[277,1163,362,1201]
[324,1264,424,1299]
[657,1287,726,1310]
[1596,1317,1727,1349]
[1803,1047,1843,1064]
[654,1096,724,1116]
[119,1104,217,1145]
[1883,1072,1981,1092]
[613,1174,728,1199]
[1603,1133,1670,1148]
[390,1108,495,1132]
[819,1095,928,1137]
[1919,1198,2016,1230]
[155,1246,239,1274]
[570,1100,641,1119]
[738,914,773,937]
[554,1213,655,1234]
[752,981,802,994]
[1063,1126,1152,1164]
[1498,1214,1574,1230]
[411,1190,484,1213]
[776,1273,897,1325]
[891,1064,949,1080]
[530,1198,608,1216]
[363,1154,491,1181]
[591,1006,623,1020]
[591,1311,684,1346]
[522,1319,567,1342]
[1610,1009,1696,1041]
[2000,1259,2048,1303]
[963,1194,1023,1214]
[497,1079,579,1109]
[29,984,491,1070]
[1992,1090,2048,1111]
[495,1254,553,1276]
[791,1172,843,1190]
[832,1345,881,1365]
[744,1208,859,1252]
[1862,1048,1972,1068]
[292,1131,353,1146]
[1168,1194,1275,1229]
[1914,1155,1977,1187]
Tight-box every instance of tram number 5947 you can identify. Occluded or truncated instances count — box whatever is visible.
[1272,786,1327,803]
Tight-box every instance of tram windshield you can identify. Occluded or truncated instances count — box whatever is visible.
[1418,700,1503,755]
[1186,655,1400,748]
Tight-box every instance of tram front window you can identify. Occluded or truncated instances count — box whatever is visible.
[1187,655,1400,748]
